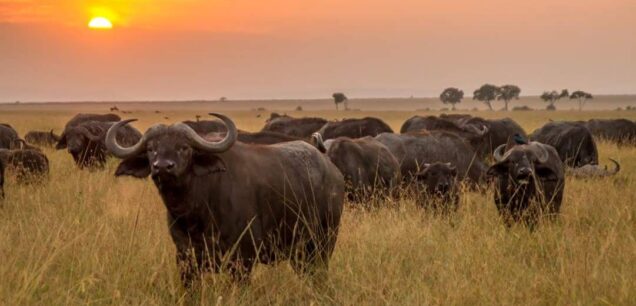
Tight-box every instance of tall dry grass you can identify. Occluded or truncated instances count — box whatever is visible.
[1,108,635,305]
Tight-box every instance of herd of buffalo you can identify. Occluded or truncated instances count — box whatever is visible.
[0,112,632,286]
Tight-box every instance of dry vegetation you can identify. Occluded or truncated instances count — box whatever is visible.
[1,104,635,305]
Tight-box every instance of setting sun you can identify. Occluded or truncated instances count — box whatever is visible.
[88,17,113,29]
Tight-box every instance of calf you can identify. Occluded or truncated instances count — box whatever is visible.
[414,162,459,213]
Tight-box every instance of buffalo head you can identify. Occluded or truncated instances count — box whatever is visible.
[489,143,556,183]
[106,113,237,183]
[416,162,457,195]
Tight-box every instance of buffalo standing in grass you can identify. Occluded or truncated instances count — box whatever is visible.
[25,130,60,147]
[375,131,487,185]
[400,116,490,158]
[488,143,565,227]
[568,159,620,178]
[414,162,459,213]
[318,117,393,140]
[530,121,599,168]
[0,124,19,150]
[57,121,141,169]
[585,119,636,146]
[0,149,49,184]
[183,120,228,135]
[459,116,527,158]
[312,133,401,202]
[262,114,328,138]
[106,113,344,287]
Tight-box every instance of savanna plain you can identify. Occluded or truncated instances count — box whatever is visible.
[1,99,635,305]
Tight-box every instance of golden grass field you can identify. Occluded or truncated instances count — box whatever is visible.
[1,101,635,305]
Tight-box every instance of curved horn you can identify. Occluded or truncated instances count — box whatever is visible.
[311,132,327,153]
[493,144,507,162]
[105,119,148,159]
[608,158,621,175]
[174,113,237,153]
[530,142,550,164]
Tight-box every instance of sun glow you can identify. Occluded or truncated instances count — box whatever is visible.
[88,17,113,29]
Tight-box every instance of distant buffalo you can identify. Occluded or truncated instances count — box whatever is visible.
[57,121,141,169]
[568,159,620,178]
[414,162,459,213]
[585,119,636,146]
[400,115,490,157]
[25,130,60,147]
[106,114,344,287]
[0,124,19,150]
[376,131,487,185]
[530,121,598,168]
[312,133,401,202]
[261,114,328,138]
[488,143,565,227]
[319,117,393,140]
[0,149,49,184]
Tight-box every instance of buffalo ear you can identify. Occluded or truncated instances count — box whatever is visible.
[55,134,67,150]
[192,154,226,176]
[115,156,151,178]
[487,162,507,177]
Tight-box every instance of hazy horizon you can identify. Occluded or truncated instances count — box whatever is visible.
[1,0,634,102]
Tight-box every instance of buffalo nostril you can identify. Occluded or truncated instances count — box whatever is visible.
[166,162,175,170]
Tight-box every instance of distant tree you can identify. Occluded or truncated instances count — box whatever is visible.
[540,89,569,111]
[219,97,227,102]
[570,90,593,111]
[439,87,464,111]
[332,92,348,110]
[496,85,521,111]
[473,84,499,110]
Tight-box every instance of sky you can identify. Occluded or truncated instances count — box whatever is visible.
[0,0,634,102]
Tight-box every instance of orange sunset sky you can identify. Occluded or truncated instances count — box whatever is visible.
[0,0,634,101]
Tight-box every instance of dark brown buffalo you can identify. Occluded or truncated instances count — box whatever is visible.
[183,120,228,135]
[57,113,121,148]
[25,130,60,147]
[312,133,401,202]
[261,114,328,138]
[57,121,142,169]
[459,117,527,157]
[414,162,459,213]
[106,114,344,287]
[529,121,598,168]
[400,116,489,157]
[488,143,565,227]
[0,124,19,150]
[0,149,49,184]
[237,131,303,145]
[318,117,393,140]
[585,119,636,146]
[375,131,487,184]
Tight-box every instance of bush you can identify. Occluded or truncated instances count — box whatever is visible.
[512,105,533,111]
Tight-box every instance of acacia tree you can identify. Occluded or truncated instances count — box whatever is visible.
[439,87,464,111]
[332,92,348,110]
[540,89,569,111]
[570,91,593,111]
[473,84,499,110]
[497,85,521,111]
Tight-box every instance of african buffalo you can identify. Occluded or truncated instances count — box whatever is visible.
[375,131,487,185]
[488,143,565,227]
[237,131,303,145]
[0,149,49,184]
[106,113,344,287]
[57,121,142,169]
[0,124,19,149]
[460,117,527,157]
[318,117,393,140]
[400,116,490,157]
[25,130,60,147]
[530,121,598,168]
[585,119,636,146]
[414,162,459,213]
[261,114,328,138]
[312,133,401,202]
